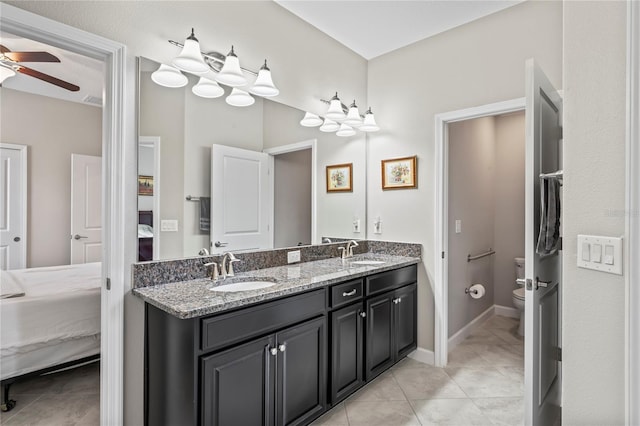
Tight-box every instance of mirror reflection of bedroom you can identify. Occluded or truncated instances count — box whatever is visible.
[0,32,103,422]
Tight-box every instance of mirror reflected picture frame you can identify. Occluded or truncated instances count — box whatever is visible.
[326,163,353,192]
[138,175,154,196]
[381,156,417,190]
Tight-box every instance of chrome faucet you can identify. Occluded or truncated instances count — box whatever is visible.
[221,252,241,279]
[203,262,219,281]
[339,240,359,259]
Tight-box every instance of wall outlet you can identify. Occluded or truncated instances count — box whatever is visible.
[287,250,301,264]
[353,219,361,233]
[160,219,178,232]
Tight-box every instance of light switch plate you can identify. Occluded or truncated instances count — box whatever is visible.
[353,219,361,233]
[455,220,462,234]
[160,220,178,232]
[577,235,623,275]
[287,250,301,264]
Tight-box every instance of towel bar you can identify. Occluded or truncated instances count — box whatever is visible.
[467,249,496,262]
[186,195,202,201]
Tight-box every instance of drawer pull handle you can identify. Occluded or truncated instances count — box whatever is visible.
[342,289,357,297]
[269,347,278,356]
[278,344,286,352]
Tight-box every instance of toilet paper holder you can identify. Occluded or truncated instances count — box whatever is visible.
[464,287,479,295]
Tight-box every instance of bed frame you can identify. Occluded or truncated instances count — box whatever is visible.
[1,354,100,412]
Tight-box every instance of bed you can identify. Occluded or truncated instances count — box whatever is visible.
[0,262,101,411]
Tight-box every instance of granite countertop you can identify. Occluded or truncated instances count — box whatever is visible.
[132,253,420,319]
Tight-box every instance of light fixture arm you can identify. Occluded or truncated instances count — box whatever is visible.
[168,40,258,76]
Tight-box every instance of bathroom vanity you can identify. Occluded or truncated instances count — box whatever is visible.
[134,250,419,426]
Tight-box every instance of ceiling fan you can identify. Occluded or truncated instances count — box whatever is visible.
[0,44,80,91]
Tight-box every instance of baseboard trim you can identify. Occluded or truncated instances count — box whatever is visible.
[408,347,435,365]
[495,304,520,319]
[448,305,495,351]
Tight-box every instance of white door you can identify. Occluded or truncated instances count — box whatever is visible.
[71,154,102,263]
[524,59,562,426]
[210,144,271,253]
[0,144,27,270]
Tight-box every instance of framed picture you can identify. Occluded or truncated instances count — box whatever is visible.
[138,175,154,196]
[326,163,353,192]
[381,156,417,190]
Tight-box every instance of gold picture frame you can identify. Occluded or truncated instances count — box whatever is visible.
[381,156,417,190]
[138,175,154,196]
[326,163,353,192]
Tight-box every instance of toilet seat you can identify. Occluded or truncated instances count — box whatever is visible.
[512,287,525,300]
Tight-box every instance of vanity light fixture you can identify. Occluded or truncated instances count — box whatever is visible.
[0,65,16,83]
[325,92,347,120]
[192,76,224,98]
[359,107,380,132]
[336,123,356,137]
[226,88,255,107]
[172,29,209,74]
[152,29,280,106]
[343,100,363,127]
[151,64,188,88]
[319,118,340,132]
[300,112,323,127]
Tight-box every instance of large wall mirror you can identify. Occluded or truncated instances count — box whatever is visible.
[137,57,367,261]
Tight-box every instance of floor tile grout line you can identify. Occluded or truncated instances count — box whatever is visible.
[390,366,424,425]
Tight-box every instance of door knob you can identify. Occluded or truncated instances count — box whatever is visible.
[13,237,20,242]
[214,241,228,248]
[73,234,88,240]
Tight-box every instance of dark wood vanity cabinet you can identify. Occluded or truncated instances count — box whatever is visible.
[145,263,417,425]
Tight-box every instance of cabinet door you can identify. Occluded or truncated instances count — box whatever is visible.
[201,335,276,426]
[365,292,394,380]
[330,303,364,404]
[276,316,327,426]
[394,283,417,360]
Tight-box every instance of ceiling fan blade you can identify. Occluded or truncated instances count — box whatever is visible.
[4,51,60,63]
[16,65,79,92]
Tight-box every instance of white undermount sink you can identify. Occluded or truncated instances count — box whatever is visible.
[210,280,276,292]
[350,260,386,266]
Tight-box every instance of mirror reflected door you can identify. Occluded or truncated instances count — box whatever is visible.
[137,137,160,261]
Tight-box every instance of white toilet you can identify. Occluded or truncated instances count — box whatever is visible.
[512,257,526,336]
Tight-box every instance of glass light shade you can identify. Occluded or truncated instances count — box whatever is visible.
[216,46,247,87]
[319,118,340,132]
[360,108,380,132]
[192,77,224,98]
[172,29,209,74]
[0,66,16,83]
[151,64,188,88]
[336,123,356,137]
[325,93,346,120]
[249,61,279,97]
[343,101,363,126]
[300,112,323,127]
[225,88,255,107]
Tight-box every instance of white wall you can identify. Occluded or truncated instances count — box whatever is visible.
[0,88,102,268]
[447,116,496,336]
[367,0,562,349]
[493,112,525,308]
[562,1,627,423]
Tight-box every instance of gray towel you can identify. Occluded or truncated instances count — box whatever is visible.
[536,178,561,256]
[199,197,210,232]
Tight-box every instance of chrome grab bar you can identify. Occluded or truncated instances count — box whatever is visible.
[467,249,496,262]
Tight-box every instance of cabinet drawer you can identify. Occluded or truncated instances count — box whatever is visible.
[365,265,417,296]
[201,289,325,353]
[330,279,363,309]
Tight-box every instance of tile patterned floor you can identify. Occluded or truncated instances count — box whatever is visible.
[0,362,99,426]
[312,315,524,426]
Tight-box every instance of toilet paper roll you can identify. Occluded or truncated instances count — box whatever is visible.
[469,284,486,299]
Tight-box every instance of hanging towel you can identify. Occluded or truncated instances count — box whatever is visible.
[199,197,211,232]
[536,177,561,256]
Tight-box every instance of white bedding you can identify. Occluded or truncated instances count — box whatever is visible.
[1,262,101,379]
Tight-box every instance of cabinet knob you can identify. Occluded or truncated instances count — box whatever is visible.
[359,311,366,318]
[269,347,278,356]
[278,344,286,352]
[393,298,400,304]
[398,297,402,303]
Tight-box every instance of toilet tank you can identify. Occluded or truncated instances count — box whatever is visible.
[515,257,525,280]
